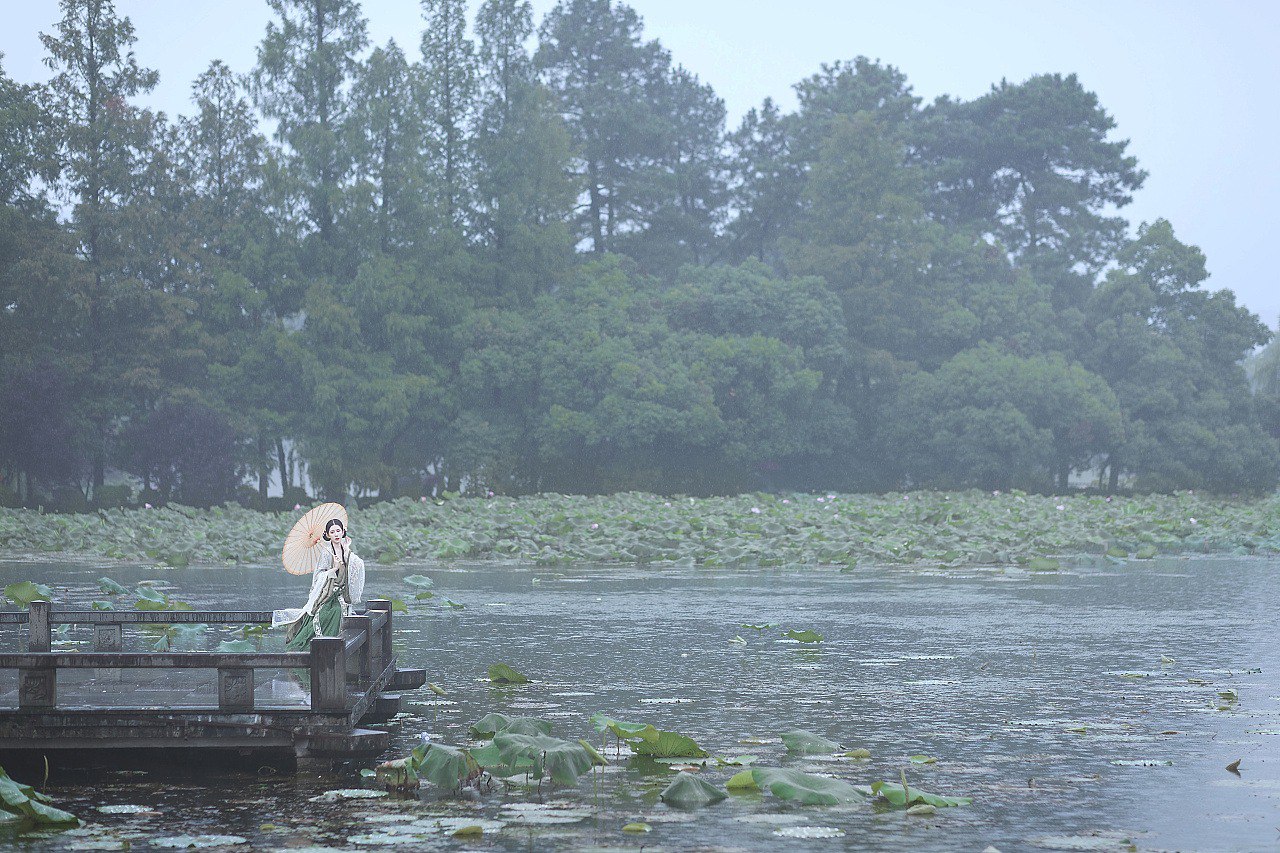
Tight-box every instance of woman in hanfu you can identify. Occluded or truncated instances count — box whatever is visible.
[274,518,365,650]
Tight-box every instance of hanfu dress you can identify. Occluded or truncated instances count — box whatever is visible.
[273,543,365,650]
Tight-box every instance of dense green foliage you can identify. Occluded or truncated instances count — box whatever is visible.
[1,491,1277,569]
[2,0,1274,508]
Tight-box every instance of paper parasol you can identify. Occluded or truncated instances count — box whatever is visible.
[282,502,348,575]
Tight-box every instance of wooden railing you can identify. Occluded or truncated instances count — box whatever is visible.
[0,599,395,714]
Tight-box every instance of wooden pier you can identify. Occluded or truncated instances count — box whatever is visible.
[0,600,425,770]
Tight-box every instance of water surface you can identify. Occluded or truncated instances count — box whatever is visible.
[2,556,1277,851]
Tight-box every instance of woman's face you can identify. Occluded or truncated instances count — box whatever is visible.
[327,522,345,542]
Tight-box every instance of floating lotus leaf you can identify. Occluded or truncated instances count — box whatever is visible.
[783,629,824,643]
[726,769,759,790]
[152,835,247,848]
[487,663,530,684]
[781,730,841,756]
[750,767,864,805]
[659,772,726,807]
[867,780,970,807]
[216,640,256,653]
[403,575,433,588]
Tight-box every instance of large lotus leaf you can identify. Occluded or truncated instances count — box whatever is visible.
[97,577,128,596]
[404,574,433,588]
[750,767,865,805]
[868,780,970,808]
[469,713,551,738]
[781,729,842,755]
[659,772,726,807]
[466,743,536,778]
[630,730,708,758]
[416,743,478,788]
[493,734,594,785]
[469,712,511,738]
[4,581,52,608]
[487,663,530,684]
[0,768,77,825]
[589,712,658,742]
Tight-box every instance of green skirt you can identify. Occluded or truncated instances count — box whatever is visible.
[285,593,344,651]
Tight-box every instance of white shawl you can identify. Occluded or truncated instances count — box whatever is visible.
[272,545,365,633]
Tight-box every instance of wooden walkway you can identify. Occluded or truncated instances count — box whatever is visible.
[0,600,425,769]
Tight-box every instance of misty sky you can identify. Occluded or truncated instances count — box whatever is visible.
[4,1,1277,330]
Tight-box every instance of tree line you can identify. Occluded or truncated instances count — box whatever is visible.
[2,0,1276,509]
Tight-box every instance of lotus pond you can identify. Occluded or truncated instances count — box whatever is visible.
[3,490,1279,571]
[3,552,1280,852]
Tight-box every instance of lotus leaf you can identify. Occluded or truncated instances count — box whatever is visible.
[416,744,479,788]
[487,663,530,684]
[97,577,128,596]
[216,640,256,653]
[492,734,595,785]
[750,767,864,805]
[589,712,657,742]
[868,780,970,807]
[577,739,609,765]
[90,601,115,611]
[631,730,709,759]
[725,769,759,790]
[4,581,52,608]
[466,742,535,778]
[0,767,77,825]
[404,575,433,587]
[469,713,552,738]
[783,629,823,643]
[659,771,726,807]
[622,822,652,832]
[781,730,841,755]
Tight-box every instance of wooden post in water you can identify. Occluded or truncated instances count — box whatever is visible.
[368,599,393,676]
[310,636,347,712]
[343,613,372,684]
[27,601,51,653]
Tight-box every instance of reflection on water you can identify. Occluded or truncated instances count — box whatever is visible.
[2,556,1278,851]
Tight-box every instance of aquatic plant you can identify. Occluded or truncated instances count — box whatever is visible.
[659,771,726,807]
[780,729,841,755]
[750,767,864,805]
[4,581,51,608]
[0,765,78,826]
[469,713,552,738]
[487,663,531,684]
[3,491,1276,569]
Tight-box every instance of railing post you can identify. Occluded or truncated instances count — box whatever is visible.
[368,600,393,677]
[94,624,123,652]
[28,601,51,653]
[342,614,372,684]
[21,601,55,710]
[310,637,347,712]
[218,667,254,712]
